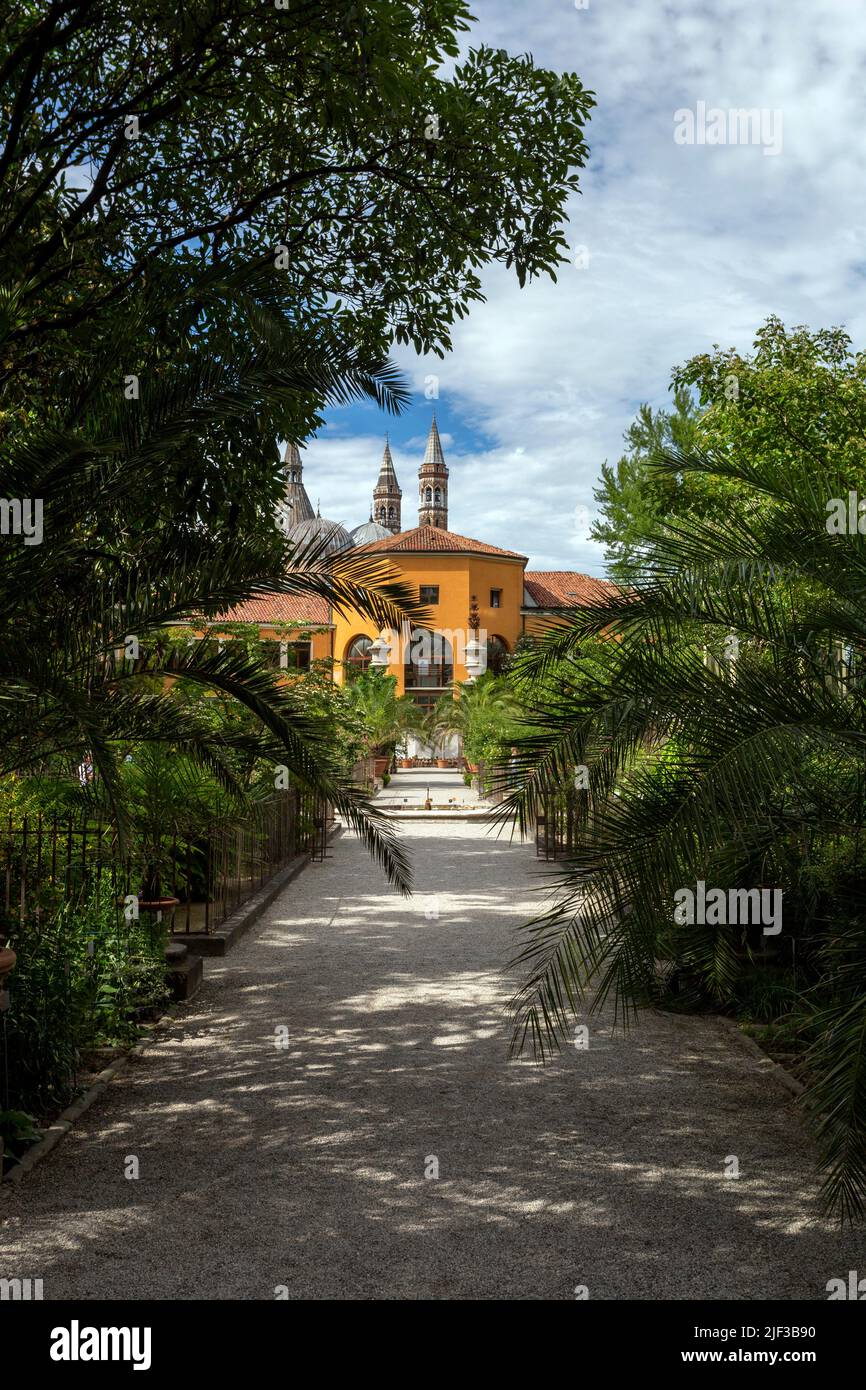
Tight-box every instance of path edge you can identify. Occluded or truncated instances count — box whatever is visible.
[1,831,341,1191]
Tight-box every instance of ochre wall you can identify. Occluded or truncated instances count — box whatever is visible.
[523,611,570,641]
[333,551,526,693]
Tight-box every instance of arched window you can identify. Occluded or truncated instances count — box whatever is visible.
[388,504,394,518]
[434,488,441,505]
[486,635,509,676]
[425,487,432,504]
[345,635,373,680]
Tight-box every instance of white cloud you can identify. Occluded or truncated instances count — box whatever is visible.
[317,0,866,572]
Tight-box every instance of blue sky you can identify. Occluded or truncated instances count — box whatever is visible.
[301,0,866,575]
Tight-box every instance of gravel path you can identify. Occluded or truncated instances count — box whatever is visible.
[3,780,865,1300]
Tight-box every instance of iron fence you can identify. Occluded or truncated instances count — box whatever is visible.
[535,790,578,860]
[0,789,330,939]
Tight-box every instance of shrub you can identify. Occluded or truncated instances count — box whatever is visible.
[2,872,167,1119]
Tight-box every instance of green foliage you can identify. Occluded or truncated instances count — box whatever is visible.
[429,674,519,767]
[0,357,424,889]
[590,387,728,584]
[0,1109,43,1170]
[3,872,167,1120]
[345,672,423,757]
[507,318,866,1222]
[0,0,593,505]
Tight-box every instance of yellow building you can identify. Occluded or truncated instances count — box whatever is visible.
[220,420,611,702]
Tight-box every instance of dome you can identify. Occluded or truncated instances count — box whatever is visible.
[286,513,353,555]
[350,518,393,545]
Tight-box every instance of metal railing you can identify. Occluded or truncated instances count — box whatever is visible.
[535,790,578,860]
[0,790,330,938]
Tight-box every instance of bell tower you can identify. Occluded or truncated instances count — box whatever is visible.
[418,416,448,529]
[373,438,402,534]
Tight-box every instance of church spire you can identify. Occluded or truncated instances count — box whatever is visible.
[279,440,314,532]
[373,437,402,533]
[418,415,448,528]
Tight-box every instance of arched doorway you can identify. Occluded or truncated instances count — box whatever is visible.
[486,634,510,677]
[404,629,453,714]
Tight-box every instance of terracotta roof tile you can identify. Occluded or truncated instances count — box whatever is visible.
[356,525,527,560]
[524,571,616,608]
[212,593,332,625]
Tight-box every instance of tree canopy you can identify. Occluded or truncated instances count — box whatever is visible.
[2,0,594,529]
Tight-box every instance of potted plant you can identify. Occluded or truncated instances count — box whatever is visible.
[345,671,423,775]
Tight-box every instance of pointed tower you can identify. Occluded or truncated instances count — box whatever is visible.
[418,416,448,529]
[279,441,315,531]
[372,437,402,534]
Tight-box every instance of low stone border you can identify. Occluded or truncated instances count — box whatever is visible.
[172,827,343,957]
[714,1014,804,1098]
[0,1014,173,1189]
[381,809,507,822]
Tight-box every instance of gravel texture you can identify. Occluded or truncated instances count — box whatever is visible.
[2,773,865,1300]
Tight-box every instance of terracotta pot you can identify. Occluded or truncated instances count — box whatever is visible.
[0,946,16,985]
[373,756,389,778]
[400,758,412,768]
[138,897,180,924]
[436,758,448,768]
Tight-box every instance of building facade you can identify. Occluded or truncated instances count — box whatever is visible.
[218,421,611,699]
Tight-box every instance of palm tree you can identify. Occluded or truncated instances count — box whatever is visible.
[504,441,866,1221]
[344,672,423,761]
[0,274,427,892]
